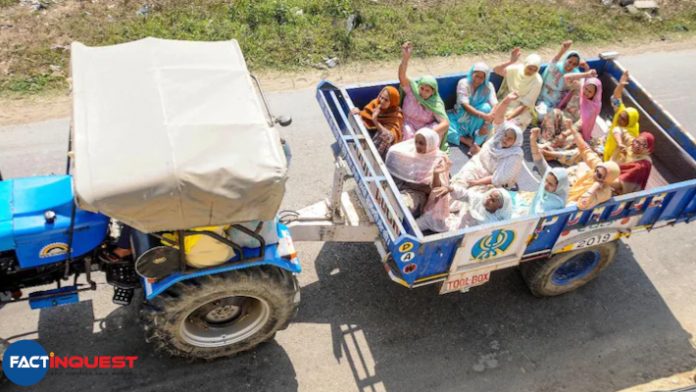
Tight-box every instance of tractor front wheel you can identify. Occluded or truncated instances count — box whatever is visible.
[141,266,299,360]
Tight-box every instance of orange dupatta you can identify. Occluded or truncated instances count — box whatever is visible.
[359,86,404,142]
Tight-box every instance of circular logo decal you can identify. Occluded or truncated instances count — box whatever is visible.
[400,252,415,263]
[398,242,414,253]
[471,229,516,261]
[402,263,417,274]
[2,340,49,386]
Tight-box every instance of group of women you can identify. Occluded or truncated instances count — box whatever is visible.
[353,41,656,234]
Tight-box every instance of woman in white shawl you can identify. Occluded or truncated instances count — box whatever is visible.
[459,188,513,228]
[425,187,513,231]
[386,127,448,217]
[447,92,525,195]
[510,126,571,218]
[493,48,543,129]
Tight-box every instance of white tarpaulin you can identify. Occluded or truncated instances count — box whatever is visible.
[71,38,287,232]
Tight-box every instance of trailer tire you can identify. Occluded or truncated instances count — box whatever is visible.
[520,241,619,297]
[141,266,299,360]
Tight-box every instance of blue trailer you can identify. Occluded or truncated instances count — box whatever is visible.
[312,53,696,297]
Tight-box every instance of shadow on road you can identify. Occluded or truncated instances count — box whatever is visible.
[295,241,696,392]
[4,297,298,392]
[5,240,693,392]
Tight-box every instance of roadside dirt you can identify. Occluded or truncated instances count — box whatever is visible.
[618,370,696,392]
[255,34,696,92]
[2,33,696,127]
[0,94,71,127]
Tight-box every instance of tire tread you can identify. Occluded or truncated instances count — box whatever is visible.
[140,266,299,360]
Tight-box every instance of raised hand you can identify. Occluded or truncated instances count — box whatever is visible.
[510,47,522,63]
[561,40,573,51]
[620,70,630,86]
[570,126,583,143]
[401,41,413,59]
[530,127,540,140]
[588,69,598,78]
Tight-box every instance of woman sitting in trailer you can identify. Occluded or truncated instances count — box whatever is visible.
[604,70,641,163]
[510,127,570,217]
[446,62,498,156]
[535,40,583,121]
[398,42,449,149]
[351,86,404,159]
[385,127,449,219]
[493,48,543,130]
[448,92,524,191]
[539,76,603,166]
[566,127,621,210]
[425,187,513,231]
[612,131,655,195]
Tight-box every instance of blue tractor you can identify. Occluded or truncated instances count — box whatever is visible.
[0,38,300,361]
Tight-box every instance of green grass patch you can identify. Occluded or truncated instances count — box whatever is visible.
[0,74,67,94]
[2,0,696,95]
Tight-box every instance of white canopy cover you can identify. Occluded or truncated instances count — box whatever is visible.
[71,38,287,232]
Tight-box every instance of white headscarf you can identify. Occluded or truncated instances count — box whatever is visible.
[469,188,513,223]
[530,167,569,213]
[509,54,541,93]
[502,53,543,107]
[524,54,542,69]
[386,127,444,185]
[472,62,490,74]
[486,122,524,160]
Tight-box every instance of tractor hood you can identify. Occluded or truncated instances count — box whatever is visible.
[0,176,109,267]
[0,176,73,252]
[70,38,288,233]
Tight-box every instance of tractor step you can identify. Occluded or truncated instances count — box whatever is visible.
[112,287,134,306]
[28,286,79,309]
[104,262,140,289]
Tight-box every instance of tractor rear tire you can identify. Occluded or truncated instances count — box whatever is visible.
[141,266,299,360]
[520,241,619,297]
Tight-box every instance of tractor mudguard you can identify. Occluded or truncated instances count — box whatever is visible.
[142,224,301,301]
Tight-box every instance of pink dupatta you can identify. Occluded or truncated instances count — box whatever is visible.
[579,78,603,141]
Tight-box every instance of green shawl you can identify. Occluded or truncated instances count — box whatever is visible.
[409,76,448,151]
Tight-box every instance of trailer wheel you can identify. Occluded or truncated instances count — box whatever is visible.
[141,266,299,360]
[520,241,619,297]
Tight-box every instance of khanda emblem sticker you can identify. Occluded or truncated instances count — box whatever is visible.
[471,229,516,261]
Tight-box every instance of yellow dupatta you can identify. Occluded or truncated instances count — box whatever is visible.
[604,103,639,161]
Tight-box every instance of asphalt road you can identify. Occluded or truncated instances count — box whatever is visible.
[1,50,695,392]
